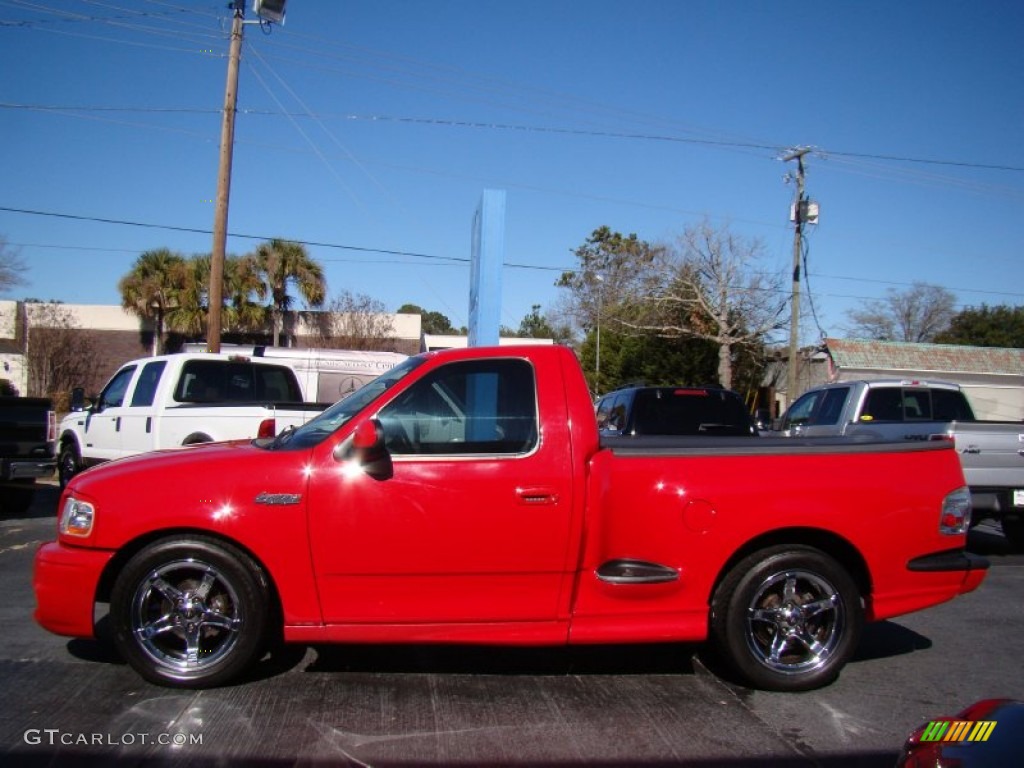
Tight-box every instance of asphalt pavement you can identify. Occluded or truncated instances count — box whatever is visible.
[3,484,1022,767]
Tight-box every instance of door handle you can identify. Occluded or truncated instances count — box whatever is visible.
[516,487,558,506]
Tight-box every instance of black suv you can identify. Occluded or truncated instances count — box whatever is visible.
[595,386,758,437]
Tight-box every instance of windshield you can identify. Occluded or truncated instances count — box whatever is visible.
[266,355,426,450]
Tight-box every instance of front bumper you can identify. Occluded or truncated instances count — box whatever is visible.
[33,541,114,638]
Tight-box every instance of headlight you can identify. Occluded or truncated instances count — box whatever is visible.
[60,497,95,537]
[940,487,972,536]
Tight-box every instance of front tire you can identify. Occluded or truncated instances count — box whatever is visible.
[58,442,81,488]
[110,536,269,688]
[710,545,862,691]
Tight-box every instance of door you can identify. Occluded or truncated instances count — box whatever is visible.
[307,357,576,625]
[120,360,167,455]
[81,365,137,462]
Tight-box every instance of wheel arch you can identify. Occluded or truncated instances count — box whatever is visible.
[182,433,214,445]
[95,527,284,631]
[709,527,872,609]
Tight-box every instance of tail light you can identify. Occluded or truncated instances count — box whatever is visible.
[47,410,57,443]
[257,418,277,439]
[940,487,971,535]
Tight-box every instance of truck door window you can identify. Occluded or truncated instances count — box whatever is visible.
[608,393,629,432]
[783,390,821,429]
[130,361,166,407]
[98,366,136,409]
[378,359,538,456]
[816,388,849,426]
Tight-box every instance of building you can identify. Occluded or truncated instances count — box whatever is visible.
[0,300,423,397]
[822,338,1024,420]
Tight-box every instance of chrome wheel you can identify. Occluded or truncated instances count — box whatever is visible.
[130,558,243,673]
[111,536,269,687]
[710,545,862,691]
[745,568,844,676]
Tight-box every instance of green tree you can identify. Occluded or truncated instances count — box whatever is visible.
[118,248,187,355]
[577,328,721,395]
[254,239,327,346]
[934,304,1024,348]
[165,255,266,341]
[555,226,662,393]
[223,254,267,333]
[168,255,209,339]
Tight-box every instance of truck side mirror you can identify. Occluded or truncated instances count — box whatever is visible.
[335,419,392,480]
[70,387,87,412]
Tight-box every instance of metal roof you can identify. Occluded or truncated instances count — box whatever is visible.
[825,338,1024,375]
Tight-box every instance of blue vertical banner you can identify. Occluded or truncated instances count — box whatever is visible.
[468,189,506,347]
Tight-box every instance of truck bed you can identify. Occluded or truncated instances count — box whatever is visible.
[601,434,951,457]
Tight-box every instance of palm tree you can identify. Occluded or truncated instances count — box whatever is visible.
[254,239,326,346]
[224,254,267,334]
[168,255,211,340]
[118,249,187,355]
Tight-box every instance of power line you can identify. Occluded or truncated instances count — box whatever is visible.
[0,204,561,271]
[6,209,1022,308]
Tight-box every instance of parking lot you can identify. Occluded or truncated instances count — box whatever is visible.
[3,484,1023,767]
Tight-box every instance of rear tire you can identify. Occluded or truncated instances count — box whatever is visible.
[710,545,862,691]
[110,536,269,688]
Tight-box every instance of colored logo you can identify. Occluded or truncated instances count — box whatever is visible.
[920,720,997,742]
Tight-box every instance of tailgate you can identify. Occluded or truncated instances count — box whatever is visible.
[954,424,1024,500]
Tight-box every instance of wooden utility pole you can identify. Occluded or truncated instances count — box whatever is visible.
[207,1,245,353]
[784,148,810,407]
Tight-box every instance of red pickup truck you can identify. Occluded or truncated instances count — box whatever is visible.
[34,345,987,692]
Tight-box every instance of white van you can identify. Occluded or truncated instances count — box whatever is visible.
[185,344,408,403]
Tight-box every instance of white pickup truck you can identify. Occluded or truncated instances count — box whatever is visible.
[57,353,326,487]
[777,379,1024,548]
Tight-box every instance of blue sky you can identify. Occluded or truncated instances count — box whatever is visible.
[1,0,1021,342]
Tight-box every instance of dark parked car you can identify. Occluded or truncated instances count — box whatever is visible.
[595,385,758,437]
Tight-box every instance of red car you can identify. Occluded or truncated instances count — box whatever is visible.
[34,345,987,690]
[898,699,1024,767]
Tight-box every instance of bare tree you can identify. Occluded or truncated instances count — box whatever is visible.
[845,282,956,342]
[626,219,788,389]
[24,302,101,411]
[311,290,397,351]
[0,236,28,294]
